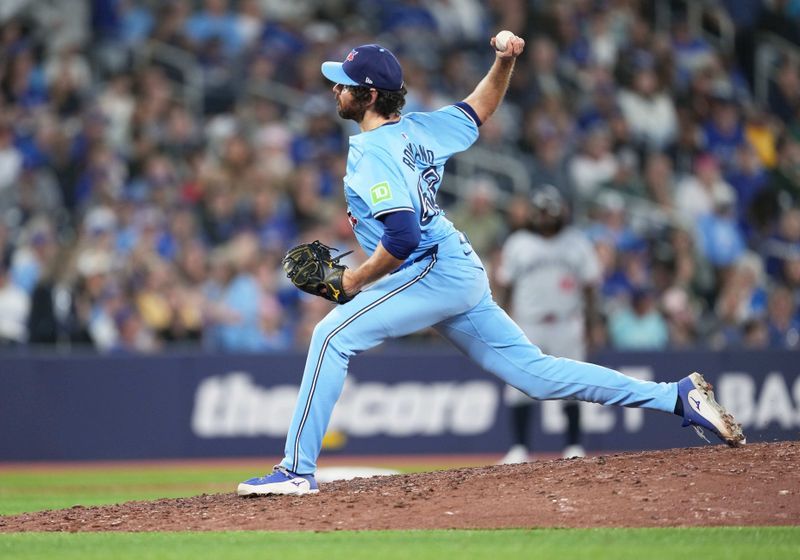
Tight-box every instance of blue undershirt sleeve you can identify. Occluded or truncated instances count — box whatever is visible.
[378,210,421,261]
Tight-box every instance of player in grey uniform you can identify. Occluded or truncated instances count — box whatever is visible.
[497,185,600,461]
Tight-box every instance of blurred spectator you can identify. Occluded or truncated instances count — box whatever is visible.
[236,0,264,50]
[0,249,29,345]
[44,43,90,93]
[429,0,486,45]
[287,164,336,234]
[445,176,505,260]
[670,13,715,87]
[741,317,770,349]
[569,123,619,201]
[26,247,86,347]
[585,191,642,254]
[289,98,345,175]
[97,73,135,154]
[204,233,271,352]
[526,127,573,203]
[10,218,57,294]
[765,284,800,348]
[762,207,800,281]
[712,252,768,348]
[150,1,192,51]
[184,0,243,57]
[134,259,198,344]
[110,305,158,354]
[768,56,800,123]
[197,37,238,115]
[727,143,769,235]
[254,255,292,351]
[767,136,800,205]
[641,152,676,210]
[509,35,573,107]
[1,46,48,108]
[617,54,678,150]
[608,287,669,350]
[667,111,705,177]
[576,80,618,133]
[695,188,746,269]
[744,108,778,169]
[661,286,700,348]
[0,119,22,193]
[675,154,737,221]
[85,275,124,352]
[474,107,528,195]
[701,88,748,175]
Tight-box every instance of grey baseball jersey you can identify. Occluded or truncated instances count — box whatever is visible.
[497,226,601,327]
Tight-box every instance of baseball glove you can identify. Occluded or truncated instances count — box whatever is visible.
[282,241,355,304]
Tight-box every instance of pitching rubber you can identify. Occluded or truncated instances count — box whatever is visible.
[237,480,320,497]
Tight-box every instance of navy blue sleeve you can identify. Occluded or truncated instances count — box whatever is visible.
[454,101,482,127]
[378,210,421,260]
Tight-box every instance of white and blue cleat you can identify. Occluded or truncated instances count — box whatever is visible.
[237,465,319,496]
[678,372,746,447]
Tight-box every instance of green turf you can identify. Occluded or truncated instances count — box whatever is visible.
[0,467,257,515]
[0,464,461,516]
[0,528,798,560]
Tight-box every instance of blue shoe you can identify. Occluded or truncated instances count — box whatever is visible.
[237,465,319,496]
[678,372,745,447]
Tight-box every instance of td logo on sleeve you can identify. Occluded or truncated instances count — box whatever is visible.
[370,182,393,205]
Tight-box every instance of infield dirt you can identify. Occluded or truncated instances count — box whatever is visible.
[1,441,797,532]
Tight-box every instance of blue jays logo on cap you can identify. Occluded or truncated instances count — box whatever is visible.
[321,44,404,91]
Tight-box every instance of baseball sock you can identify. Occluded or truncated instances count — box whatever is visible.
[564,402,581,446]
[673,396,683,417]
[510,404,531,446]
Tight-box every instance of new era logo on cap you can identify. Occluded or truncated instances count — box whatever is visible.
[321,44,404,91]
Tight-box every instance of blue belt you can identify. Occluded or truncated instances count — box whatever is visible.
[393,244,438,273]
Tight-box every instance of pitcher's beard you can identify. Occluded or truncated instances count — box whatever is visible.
[337,99,369,122]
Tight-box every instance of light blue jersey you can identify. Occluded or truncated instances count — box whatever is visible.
[344,103,479,262]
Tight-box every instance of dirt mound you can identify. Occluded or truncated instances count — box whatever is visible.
[1,442,797,532]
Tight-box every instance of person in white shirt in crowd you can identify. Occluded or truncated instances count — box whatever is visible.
[0,249,30,345]
[0,120,22,195]
[617,53,678,151]
[675,153,737,222]
[569,123,620,201]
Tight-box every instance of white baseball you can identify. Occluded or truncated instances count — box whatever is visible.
[495,30,515,52]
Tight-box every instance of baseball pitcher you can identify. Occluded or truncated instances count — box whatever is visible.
[238,34,744,497]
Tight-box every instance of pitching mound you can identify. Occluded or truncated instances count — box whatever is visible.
[1,442,797,532]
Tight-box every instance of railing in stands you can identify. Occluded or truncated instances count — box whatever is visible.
[654,0,735,55]
[754,32,800,108]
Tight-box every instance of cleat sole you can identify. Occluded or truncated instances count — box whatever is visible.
[690,372,746,447]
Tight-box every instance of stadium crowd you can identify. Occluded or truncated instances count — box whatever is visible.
[0,0,799,354]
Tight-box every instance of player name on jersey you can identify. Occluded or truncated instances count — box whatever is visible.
[402,142,435,171]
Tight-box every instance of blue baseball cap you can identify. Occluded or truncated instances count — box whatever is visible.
[321,44,404,91]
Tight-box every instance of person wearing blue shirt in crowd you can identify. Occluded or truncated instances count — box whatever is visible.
[184,0,243,57]
[696,189,746,269]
